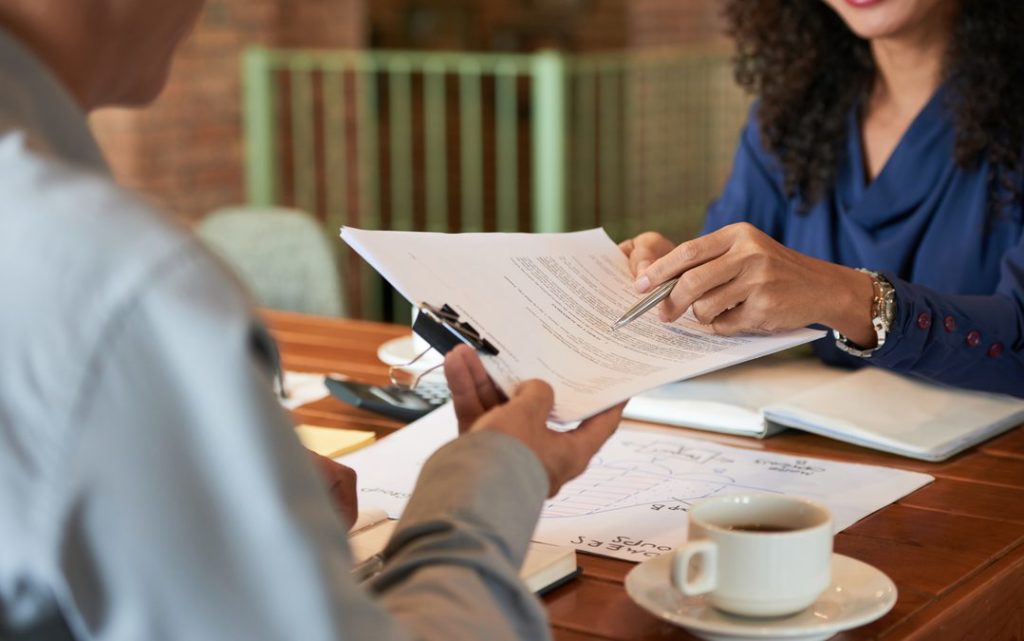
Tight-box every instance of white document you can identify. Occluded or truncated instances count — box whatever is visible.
[341,227,825,422]
[340,405,934,563]
[278,371,331,411]
[340,404,460,515]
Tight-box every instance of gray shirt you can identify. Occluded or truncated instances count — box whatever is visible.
[0,28,550,641]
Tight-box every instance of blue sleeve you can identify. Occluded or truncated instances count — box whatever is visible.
[820,239,1024,398]
[702,103,789,240]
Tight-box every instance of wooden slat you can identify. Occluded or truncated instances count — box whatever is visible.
[899,478,1024,524]
[934,453,1024,488]
[885,544,1024,640]
[981,427,1024,459]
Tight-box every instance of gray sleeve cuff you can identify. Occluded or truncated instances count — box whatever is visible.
[387,431,548,567]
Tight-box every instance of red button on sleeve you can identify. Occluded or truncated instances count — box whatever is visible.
[943,315,957,332]
[987,343,1004,358]
[916,312,931,330]
[966,330,982,348]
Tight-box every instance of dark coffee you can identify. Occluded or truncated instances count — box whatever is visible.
[723,524,797,533]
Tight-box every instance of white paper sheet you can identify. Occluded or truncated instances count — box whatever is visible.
[339,404,460,514]
[278,371,331,410]
[341,227,825,422]
[340,405,934,562]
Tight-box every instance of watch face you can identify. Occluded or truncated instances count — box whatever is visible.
[878,280,897,331]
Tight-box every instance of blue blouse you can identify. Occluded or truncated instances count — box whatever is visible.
[703,90,1024,397]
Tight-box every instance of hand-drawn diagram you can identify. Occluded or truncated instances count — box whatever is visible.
[345,405,934,564]
[530,429,932,562]
[541,439,781,519]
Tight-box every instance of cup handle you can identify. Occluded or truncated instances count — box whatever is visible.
[671,540,717,596]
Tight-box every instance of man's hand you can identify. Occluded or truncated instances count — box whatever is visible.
[308,451,359,528]
[444,345,625,497]
[443,343,508,434]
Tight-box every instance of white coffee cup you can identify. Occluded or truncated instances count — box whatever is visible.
[671,494,833,617]
[410,307,432,354]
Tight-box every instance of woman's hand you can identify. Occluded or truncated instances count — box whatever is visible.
[635,223,877,345]
[619,232,676,277]
[444,345,625,497]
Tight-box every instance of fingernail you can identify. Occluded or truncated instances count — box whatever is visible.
[635,275,651,292]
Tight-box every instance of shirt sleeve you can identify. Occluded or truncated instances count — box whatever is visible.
[702,103,789,240]
[828,246,1024,398]
[48,243,551,641]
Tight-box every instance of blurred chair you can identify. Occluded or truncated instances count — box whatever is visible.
[197,206,345,317]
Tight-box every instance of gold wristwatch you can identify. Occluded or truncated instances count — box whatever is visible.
[833,269,897,358]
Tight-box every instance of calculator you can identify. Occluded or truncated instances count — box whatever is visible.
[325,377,450,422]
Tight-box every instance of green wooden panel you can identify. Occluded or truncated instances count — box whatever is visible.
[243,48,279,206]
[531,51,567,233]
[495,66,518,232]
[572,67,597,230]
[423,63,448,232]
[459,64,484,232]
[356,64,382,319]
[599,67,623,241]
[290,61,316,216]
[388,63,414,230]
[323,66,349,236]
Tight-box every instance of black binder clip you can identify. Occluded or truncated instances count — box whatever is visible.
[389,303,500,390]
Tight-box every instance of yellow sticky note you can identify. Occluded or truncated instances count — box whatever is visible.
[296,425,375,458]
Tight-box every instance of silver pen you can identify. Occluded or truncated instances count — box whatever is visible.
[611,276,681,330]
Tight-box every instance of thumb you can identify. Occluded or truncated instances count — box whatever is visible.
[478,379,554,431]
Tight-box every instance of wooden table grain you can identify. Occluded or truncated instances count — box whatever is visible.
[265,309,1024,641]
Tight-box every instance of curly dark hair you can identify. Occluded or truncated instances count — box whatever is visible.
[722,0,1024,214]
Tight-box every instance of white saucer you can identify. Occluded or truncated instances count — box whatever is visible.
[625,552,896,641]
[377,335,445,379]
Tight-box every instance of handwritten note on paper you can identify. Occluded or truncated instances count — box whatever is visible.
[341,406,934,562]
[531,427,933,560]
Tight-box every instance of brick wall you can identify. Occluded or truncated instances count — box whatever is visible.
[368,0,726,52]
[91,0,364,221]
[627,0,727,49]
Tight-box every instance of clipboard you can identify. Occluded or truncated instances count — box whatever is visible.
[390,303,499,389]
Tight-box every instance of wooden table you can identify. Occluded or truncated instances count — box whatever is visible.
[266,309,1024,641]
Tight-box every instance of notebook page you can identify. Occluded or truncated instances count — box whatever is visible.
[763,368,1024,460]
[623,352,847,435]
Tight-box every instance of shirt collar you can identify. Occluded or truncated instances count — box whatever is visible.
[0,26,108,174]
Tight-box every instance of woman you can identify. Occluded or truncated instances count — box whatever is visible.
[621,0,1024,397]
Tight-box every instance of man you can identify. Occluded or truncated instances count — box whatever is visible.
[0,1,624,639]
